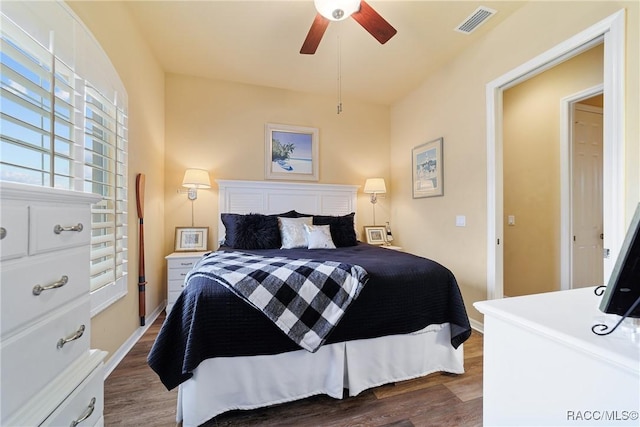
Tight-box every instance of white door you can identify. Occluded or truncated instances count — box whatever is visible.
[572,104,603,288]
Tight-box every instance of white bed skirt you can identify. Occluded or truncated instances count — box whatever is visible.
[177,323,464,427]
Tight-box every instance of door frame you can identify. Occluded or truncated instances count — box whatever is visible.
[560,86,604,290]
[486,10,625,300]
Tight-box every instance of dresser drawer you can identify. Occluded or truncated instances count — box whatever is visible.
[29,205,91,255]
[0,202,28,261]
[1,297,90,418]
[1,248,89,336]
[169,257,199,270]
[42,361,104,427]
[168,266,192,282]
[168,277,187,292]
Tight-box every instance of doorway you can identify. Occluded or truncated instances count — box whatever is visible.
[502,46,603,298]
[570,97,604,289]
[486,10,626,300]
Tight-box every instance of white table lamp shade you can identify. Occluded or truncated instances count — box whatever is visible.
[364,178,386,194]
[182,169,211,189]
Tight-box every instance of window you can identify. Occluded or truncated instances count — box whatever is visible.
[0,3,128,315]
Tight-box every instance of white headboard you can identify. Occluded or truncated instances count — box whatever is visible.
[217,179,359,243]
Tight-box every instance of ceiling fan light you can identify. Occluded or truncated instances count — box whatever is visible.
[314,0,360,21]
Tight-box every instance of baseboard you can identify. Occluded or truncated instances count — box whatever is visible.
[470,318,484,334]
[103,301,166,379]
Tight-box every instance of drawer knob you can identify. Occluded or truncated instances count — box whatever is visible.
[57,324,85,349]
[0,227,6,240]
[54,223,84,234]
[70,397,96,427]
[33,275,69,295]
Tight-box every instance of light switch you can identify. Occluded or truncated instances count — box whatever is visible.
[508,215,516,226]
[456,215,466,227]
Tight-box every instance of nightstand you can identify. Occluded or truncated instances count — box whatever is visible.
[165,252,206,313]
[381,245,403,251]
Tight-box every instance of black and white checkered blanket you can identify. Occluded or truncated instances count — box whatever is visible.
[186,251,369,352]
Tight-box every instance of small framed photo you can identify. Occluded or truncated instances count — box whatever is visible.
[175,227,209,252]
[412,137,444,198]
[364,226,387,245]
[265,123,319,181]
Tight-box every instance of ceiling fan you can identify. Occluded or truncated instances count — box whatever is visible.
[300,0,397,55]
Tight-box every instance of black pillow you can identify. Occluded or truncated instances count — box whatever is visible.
[272,210,299,219]
[291,211,313,218]
[311,212,357,247]
[221,211,298,249]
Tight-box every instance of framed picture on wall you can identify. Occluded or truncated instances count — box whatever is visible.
[265,123,319,181]
[364,226,387,245]
[175,227,209,251]
[412,137,444,198]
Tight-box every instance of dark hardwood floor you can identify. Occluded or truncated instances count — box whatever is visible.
[104,313,483,426]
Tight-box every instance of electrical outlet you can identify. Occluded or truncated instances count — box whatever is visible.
[456,215,466,227]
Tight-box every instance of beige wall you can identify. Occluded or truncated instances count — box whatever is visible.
[390,1,639,322]
[164,74,391,254]
[503,44,604,297]
[67,1,166,360]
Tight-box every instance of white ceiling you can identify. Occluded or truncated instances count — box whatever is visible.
[125,1,527,106]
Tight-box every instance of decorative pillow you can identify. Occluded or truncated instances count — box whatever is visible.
[273,210,299,218]
[312,212,357,247]
[292,211,313,218]
[221,211,298,249]
[304,224,336,249]
[278,216,313,249]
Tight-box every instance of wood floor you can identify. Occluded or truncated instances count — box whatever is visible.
[104,314,483,426]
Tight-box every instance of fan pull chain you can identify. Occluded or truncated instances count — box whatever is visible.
[337,34,343,114]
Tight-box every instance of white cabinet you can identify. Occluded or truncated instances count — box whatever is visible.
[165,252,206,313]
[475,287,640,426]
[0,182,107,426]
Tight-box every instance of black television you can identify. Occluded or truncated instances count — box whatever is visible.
[598,202,640,324]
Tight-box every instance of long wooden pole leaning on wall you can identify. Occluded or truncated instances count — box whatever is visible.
[135,173,147,326]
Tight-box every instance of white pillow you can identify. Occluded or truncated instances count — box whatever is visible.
[304,224,336,249]
[278,216,313,249]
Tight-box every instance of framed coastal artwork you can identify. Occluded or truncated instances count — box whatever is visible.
[175,227,208,251]
[265,123,319,181]
[412,137,444,198]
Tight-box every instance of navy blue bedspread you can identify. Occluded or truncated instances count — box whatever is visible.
[148,243,471,390]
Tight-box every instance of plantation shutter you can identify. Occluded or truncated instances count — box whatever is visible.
[1,15,80,189]
[85,87,116,291]
[85,86,128,292]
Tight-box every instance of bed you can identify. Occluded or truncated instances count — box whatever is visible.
[148,180,471,427]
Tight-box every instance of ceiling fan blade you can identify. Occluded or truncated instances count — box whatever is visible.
[300,14,330,55]
[351,0,397,45]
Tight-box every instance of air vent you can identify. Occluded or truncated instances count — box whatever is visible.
[454,6,496,34]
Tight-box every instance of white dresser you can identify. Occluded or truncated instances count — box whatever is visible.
[165,252,206,313]
[0,182,107,426]
[475,287,640,426]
